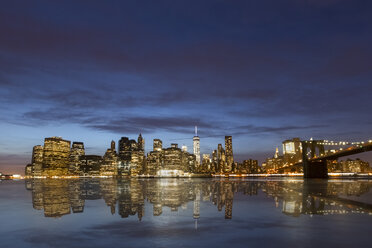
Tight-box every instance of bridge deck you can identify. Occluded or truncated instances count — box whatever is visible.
[310,142,372,161]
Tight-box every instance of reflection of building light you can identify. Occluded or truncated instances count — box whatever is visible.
[283,201,296,213]
[157,169,184,177]
[159,179,179,187]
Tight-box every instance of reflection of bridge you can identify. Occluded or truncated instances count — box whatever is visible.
[298,140,372,178]
[264,180,372,216]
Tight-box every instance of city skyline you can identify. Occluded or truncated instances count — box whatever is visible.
[19,133,371,178]
[1,0,372,175]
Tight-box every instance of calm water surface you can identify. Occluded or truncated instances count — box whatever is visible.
[0,178,371,248]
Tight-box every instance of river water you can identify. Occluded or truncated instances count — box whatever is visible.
[0,178,371,248]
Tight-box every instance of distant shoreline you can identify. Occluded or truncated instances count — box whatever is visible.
[2,172,372,180]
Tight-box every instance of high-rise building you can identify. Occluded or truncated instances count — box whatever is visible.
[202,154,211,172]
[225,136,233,172]
[43,137,71,176]
[153,139,162,151]
[118,135,144,176]
[79,155,102,176]
[212,150,218,172]
[119,137,138,160]
[32,145,44,176]
[340,159,370,173]
[181,145,188,152]
[193,126,200,166]
[242,159,259,174]
[111,140,116,152]
[162,146,183,174]
[217,144,225,173]
[69,142,85,175]
[130,150,145,176]
[282,138,302,165]
[146,150,163,175]
[101,141,118,177]
[138,134,145,152]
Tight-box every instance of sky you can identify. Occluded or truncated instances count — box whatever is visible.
[1,0,372,174]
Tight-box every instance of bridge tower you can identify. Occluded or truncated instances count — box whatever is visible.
[301,141,328,178]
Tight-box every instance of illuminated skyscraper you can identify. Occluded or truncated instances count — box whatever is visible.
[32,145,44,176]
[217,144,225,173]
[138,134,145,152]
[225,136,233,172]
[193,126,200,166]
[43,137,71,176]
[212,150,218,172]
[282,138,302,165]
[69,142,85,175]
[111,140,116,152]
[153,139,162,151]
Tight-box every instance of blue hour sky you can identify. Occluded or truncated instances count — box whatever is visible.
[1,0,372,174]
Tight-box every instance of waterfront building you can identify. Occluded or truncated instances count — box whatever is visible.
[340,159,370,173]
[327,160,340,172]
[241,159,259,174]
[265,148,284,173]
[25,164,33,176]
[146,141,196,176]
[130,150,145,176]
[69,142,85,175]
[118,136,143,176]
[79,155,102,176]
[146,150,163,175]
[32,145,44,176]
[225,136,233,172]
[43,137,71,177]
[101,142,119,177]
[161,146,184,176]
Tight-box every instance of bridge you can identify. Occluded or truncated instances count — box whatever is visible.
[299,140,372,178]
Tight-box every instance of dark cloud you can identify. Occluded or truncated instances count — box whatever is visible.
[87,116,215,134]
[234,124,328,135]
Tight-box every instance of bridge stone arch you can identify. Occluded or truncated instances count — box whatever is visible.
[301,140,325,159]
[301,140,327,178]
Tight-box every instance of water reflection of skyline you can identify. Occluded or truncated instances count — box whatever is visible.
[25,179,372,219]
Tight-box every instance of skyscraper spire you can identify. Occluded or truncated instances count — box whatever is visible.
[193,126,200,166]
